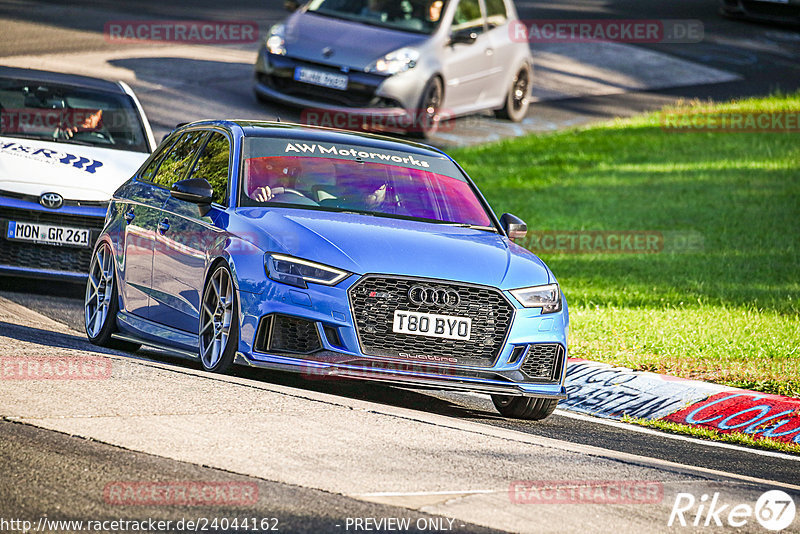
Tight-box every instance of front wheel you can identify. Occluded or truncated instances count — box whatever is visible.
[199,264,239,373]
[495,64,531,122]
[84,241,140,351]
[492,395,558,420]
[408,76,443,139]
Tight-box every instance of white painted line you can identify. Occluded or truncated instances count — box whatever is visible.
[553,409,800,462]
[360,490,498,497]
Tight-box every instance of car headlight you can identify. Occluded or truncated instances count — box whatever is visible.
[265,253,349,289]
[265,23,286,55]
[509,283,562,314]
[370,47,419,75]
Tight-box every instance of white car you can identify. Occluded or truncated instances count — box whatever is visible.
[0,67,155,281]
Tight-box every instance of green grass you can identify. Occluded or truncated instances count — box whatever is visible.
[451,93,800,398]
[621,415,800,455]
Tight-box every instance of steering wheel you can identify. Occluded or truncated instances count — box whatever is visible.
[270,187,306,198]
[73,130,113,143]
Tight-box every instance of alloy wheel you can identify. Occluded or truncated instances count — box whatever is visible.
[85,242,114,338]
[199,267,234,369]
[510,68,529,113]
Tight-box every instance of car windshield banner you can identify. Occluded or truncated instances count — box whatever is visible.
[244,138,464,180]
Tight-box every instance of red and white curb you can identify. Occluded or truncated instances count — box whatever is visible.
[563,359,800,445]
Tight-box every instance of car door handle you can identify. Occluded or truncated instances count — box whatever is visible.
[124,207,135,224]
[157,218,170,235]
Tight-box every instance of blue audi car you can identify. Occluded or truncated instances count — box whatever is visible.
[86,120,568,420]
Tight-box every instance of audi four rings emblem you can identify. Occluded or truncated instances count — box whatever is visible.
[408,285,460,307]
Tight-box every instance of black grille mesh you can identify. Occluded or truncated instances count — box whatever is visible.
[1,207,104,228]
[348,276,514,367]
[255,314,321,355]
[0,237,93,273]
[520,344,563,381]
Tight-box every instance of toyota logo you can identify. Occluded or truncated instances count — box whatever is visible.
[408,285,460,308]
[39,192,63,209]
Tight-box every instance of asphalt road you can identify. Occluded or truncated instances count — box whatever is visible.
[1,1,799,532]
[1,294,799,533]
[0,0,798,144]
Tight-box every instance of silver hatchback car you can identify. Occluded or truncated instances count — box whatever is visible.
[254,0,533,136]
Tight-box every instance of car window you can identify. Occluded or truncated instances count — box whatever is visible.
[452,0,484,34]
[484,0,507,28]
[306,0,446,34]
[0,77,150,153]
[140,135,179,182]
[188,132,230,205]
[150,130,208,190]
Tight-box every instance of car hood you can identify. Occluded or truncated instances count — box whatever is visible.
[236,208,552,290]
[283,12,428,70]
[0,136,148,201]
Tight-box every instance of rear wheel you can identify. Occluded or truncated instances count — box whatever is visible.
[492,395,558,420]
[84,241,140,351]
[199,264,239,373]
[495,64,531,122]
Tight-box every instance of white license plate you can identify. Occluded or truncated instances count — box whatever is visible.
[7,220,91,247]
[392,310,472,341]
[294,67,348,90]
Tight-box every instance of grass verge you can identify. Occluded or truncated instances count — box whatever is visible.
[451,93,800,398]
[621,415,800,455]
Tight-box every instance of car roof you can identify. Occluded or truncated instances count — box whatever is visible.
[179,119,448,159]
[0,66,125,94]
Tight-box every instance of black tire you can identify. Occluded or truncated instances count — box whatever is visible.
[495,64,532,122]
[84,241,140,352]
[199,263,239,373]
[492,395,558,420]
[407,76,443,139]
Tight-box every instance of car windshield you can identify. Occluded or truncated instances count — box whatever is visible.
[0,77,150,153]
[239,138,495,229]
[306,0,448,34]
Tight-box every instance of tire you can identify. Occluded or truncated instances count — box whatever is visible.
[407,76,443,139]
[495,64,531,122]
[84,241,140,351]
[492,395,558,420]
[199,263,239,373]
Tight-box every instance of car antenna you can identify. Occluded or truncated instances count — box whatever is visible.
[275,116,281,122]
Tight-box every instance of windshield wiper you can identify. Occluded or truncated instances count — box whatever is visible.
[437,222,498,232]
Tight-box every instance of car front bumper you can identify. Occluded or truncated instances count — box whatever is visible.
[235,273,569,399]
[253,47,428,125]
[0,193,106,281]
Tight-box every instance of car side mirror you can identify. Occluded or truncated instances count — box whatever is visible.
[449,30,478,46]
[171,178,214,205]
[284,0,300,11]
[500,213,527,240]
